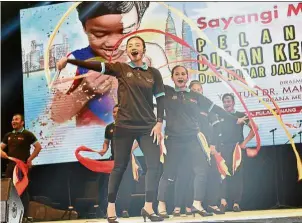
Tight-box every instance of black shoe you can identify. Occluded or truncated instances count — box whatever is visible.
[158,211,169,219]
[96,209,106,218]
[107,216,119,223]
[22,217,33,223]
[233,205,241,212]
[185,210,193,216]
[141,208,164,222]
[219,204,228,213]
[172,210,181,217]
[207,206,225,214]
[191,206,213,217]
[122,211,130,218]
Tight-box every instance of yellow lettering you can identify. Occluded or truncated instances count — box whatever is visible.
[208,75,215,83]
[258,66,266,77]
[196,38,206,52]
[210,52,222,67]
[288,41,300,60]
[279,64,286,75]
[237,49,249,66]
[199,73,206,84]
[197,54,208,71]
[239,32,249,47]
[283,25,295,41]
[273,44,287,62]
[250,47,264,65]
[261,29,272,44]
[218,35,227,49]
[250,67,257,78]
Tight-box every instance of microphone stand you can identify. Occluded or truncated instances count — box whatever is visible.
[270,128,286,209]
[298,131,302,144]
[271,129,294,209]
[61,170,75,220]
[284,133,297,144]
[270,128,281,209]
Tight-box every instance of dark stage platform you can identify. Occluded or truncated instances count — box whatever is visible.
[37,208,302,223]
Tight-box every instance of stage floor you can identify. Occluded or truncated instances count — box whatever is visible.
[37,209,302,223]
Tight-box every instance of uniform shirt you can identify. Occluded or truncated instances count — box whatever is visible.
[163,86,238,137]
[1,128,37,162]
[104,122,115,160]
[100,62,165,130]
[210,111,249,145]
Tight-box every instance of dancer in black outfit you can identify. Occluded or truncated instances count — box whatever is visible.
[172,80,203,217]
[172,80,225,216]
[156,66,247,218]
[172,154,194,216]
[189,81,225,215]
[99,105,142,218]
[57,36,165,223]
[209,93,257,212]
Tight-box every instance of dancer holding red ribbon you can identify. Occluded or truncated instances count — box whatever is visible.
[190,81,226,214]
[156,66,247,218]
[57,36,165,223]
[209,93,258,212]
[172,80,226,216]
[1,114,42,221]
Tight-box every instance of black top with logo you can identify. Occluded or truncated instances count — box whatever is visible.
[209,111,248,145]
[1,129,37,162]
[163,85,238,137]
[102,62,165,131]
[104,122,115,160]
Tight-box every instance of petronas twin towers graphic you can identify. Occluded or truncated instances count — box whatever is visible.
[165,5,198,71]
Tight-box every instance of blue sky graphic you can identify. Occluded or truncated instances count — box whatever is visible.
[20,2,87,53]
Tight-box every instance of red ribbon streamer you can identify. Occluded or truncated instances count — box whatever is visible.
[8,157,29,196]
[75,146,114,173]
[214,152,229,179]
[232,143,242,175]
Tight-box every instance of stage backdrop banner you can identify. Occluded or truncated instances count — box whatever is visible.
[20,2,302,165]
